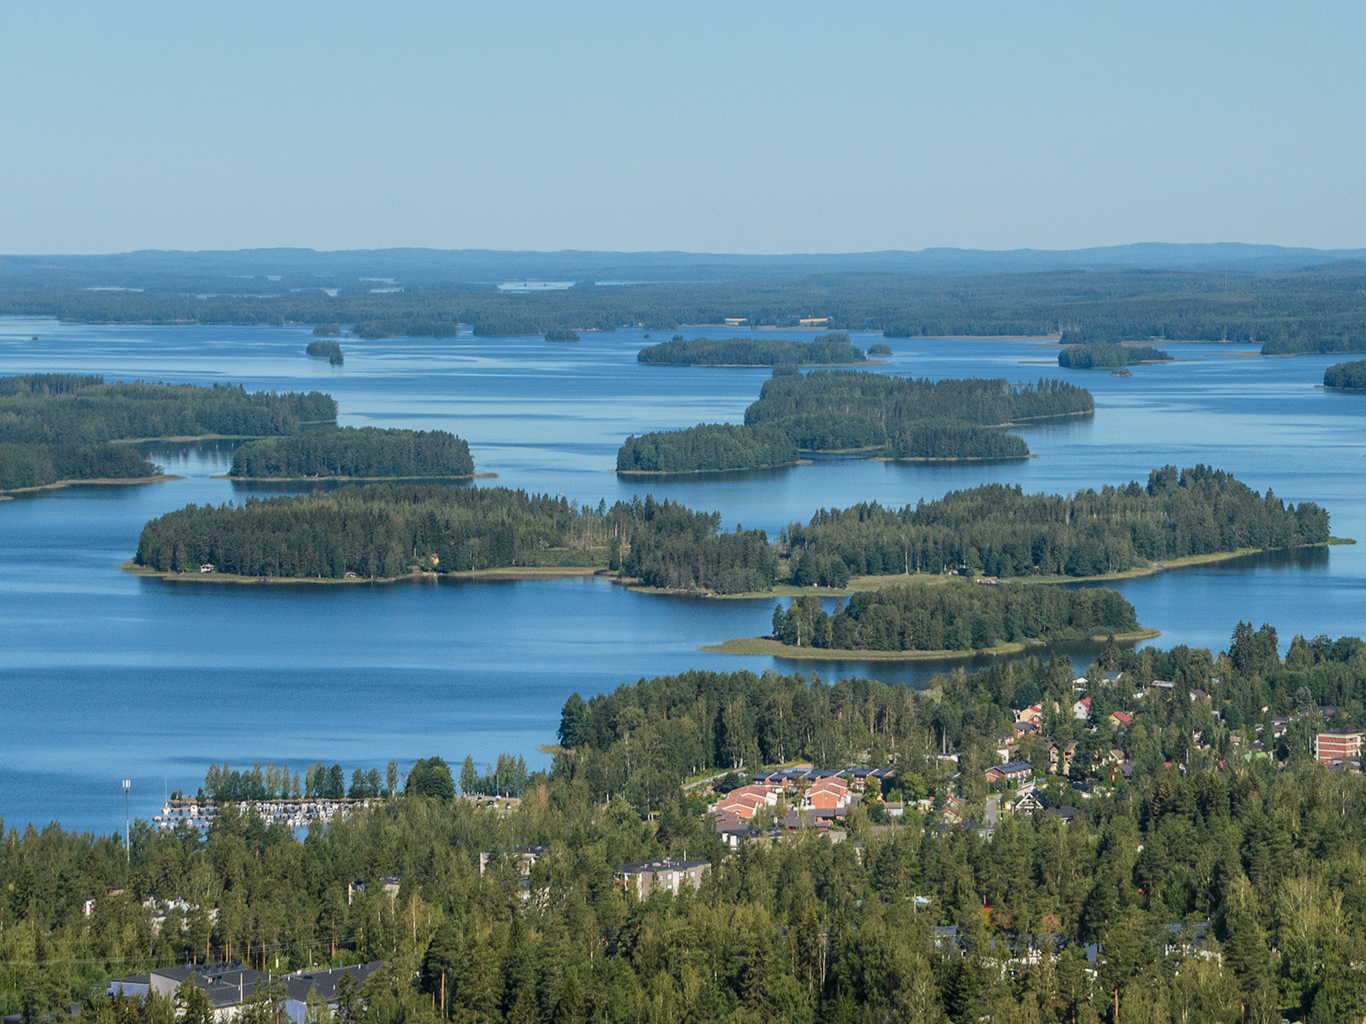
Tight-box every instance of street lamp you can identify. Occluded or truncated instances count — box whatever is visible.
[122,779,131,864]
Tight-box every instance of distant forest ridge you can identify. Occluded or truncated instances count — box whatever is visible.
[3,242,1366,285]
[3,265,1366,353]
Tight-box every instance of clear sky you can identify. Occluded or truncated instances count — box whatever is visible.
[2,1,1363,254]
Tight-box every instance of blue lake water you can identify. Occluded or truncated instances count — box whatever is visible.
[1,317,1364,833]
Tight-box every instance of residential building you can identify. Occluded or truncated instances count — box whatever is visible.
[985,761,1033,785]
[107,962,387,1023]
[1315,728,1365,765]
[616,858,710,898]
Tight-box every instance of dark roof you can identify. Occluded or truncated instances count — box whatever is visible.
[110,964,273,1009]
[1046,806,1077,821]
[990,761,1033,774]
[283,962,387,1003]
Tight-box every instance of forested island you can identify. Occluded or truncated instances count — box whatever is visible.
[132,488,777,592]
[637,334,869,367]
[783,464,1331,582]
[10,264,1366,355]
[616,423,799,474]
[305,339,344,363]
[229,427,474,480]
[1323,359,1366,390]
[767,581,1142,654]
[131,465,1330,594]
[7,618,1366,1024]
[1056,342,1173,369]
[544,327,579,342]
[0,374,335,492]
[615,372,1089,473]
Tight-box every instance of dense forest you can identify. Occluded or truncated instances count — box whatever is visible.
[1057,344,1173,369]
[0,375,336,445]
[616,424,799,474]
[782,465,1331,580]
[744,373,1093,450]
[8,622,1366,1024]
[133,488,776,593]
[886,421,1029,460]
[617,373,1085,472]
[230,428,474,480]
[543,328,579,342]
[1322,360,1366,390]
[0,442,157,491]
[0,374,334,490]
[771,581,1140,652]
[7,266,1366,354]
[636,335,868,367]
[133,466,1330,590]
[306,340,344,364]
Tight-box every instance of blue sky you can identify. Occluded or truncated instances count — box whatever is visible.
[1,2,1363,253]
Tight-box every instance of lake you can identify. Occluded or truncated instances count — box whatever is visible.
[2,317,1364,833]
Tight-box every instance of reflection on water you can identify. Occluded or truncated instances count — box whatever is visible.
[1,318,1365,832]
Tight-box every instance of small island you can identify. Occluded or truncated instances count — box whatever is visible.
[306,339,344,364]
[617,371,1092,472]
[229,426,474,480]
[1323,359,1366,390]
[866,343,893,356]
[0,373,335,493]
[1058,342,1173,369]
[617,423,799,475]
[637,333,870,367]
[544,327,580,342]
[707,580,1152,659]
[312,323,341,336]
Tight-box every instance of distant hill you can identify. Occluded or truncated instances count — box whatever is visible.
[3,242,1366,292]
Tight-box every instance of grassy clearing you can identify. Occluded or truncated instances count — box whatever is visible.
[700,637,1030,661]
[121,561,602,585]
[1,474,181,497]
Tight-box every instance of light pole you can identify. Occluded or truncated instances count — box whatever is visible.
[122,779,131,864]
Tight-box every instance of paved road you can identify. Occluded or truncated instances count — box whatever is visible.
[985,794,1002,826]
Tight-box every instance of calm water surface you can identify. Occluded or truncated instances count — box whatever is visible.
[1,318,1364,832]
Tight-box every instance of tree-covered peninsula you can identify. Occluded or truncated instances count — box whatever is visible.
[615,372,1089,473]
[305,338,344,363]
[1057,342,1173,369]
[617,423,799,474]
[783,464,1331,582]
[637,333,869,366]
[230,427,474,479]
[0,441,158,491]
[1323,359,1366,390]
[0,374,336,444]
[772,580,1140,652]
[133,487,777,592]
[0,374,335,491]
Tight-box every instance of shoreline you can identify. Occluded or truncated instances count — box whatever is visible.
[121,561,605,585]
[213,472,495,482]
[617,460,808,477]
[638,359,888,369]
[701,627,1161,661]
[0,474,182,497]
